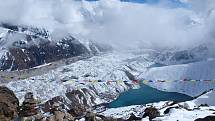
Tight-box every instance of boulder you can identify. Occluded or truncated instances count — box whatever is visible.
[142,107,160,120]
[164,106,179,114]
[0,86,19,121]
[194,116,215,121]
[127,113,142,121]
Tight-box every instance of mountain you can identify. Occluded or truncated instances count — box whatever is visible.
[3,45,215,120]
[6,46,215,100]
[151,45,209,66]
[0,23,107,71]
[136,45,215,81]
[1,23,214,121]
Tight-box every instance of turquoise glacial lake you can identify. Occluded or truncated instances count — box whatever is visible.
[108,83,194,108]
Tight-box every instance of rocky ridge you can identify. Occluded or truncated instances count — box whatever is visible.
[1,86,214,121]
[0,23,108,71]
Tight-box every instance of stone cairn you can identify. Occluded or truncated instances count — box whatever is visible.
[46,102,75,121]
[19,92,38,117]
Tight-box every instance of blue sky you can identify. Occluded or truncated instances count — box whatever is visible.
[86,0,188,8]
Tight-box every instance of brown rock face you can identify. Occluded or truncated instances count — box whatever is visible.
[41,94,87,117]
[2,37,90,71]
[142,107,160,120]
[0,86,19,121]
[0,24,93,71]
[194,116,215,121]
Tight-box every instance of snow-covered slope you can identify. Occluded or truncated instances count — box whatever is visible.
[101,98,215,121]
[7,75,139,107]
[193,90,215,106]
[6,51,151,102]
[138,59,215,80]
[6,47,215,100]
[0,24,106,71]
[153,45,209,65]
[3,47,215,121]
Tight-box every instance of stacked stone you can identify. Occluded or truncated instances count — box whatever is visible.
[47,102,75,121]
[85,111,96,121]
[19,92,38,117]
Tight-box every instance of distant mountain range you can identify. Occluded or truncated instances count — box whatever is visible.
[0,23,110,71]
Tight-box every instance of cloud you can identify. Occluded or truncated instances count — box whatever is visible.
[0,0,214,51]
[0,0,87,39]
[81,0,208,50]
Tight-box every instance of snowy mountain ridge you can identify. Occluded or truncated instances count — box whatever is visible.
[3,46,215,121]
[0,23,108,71]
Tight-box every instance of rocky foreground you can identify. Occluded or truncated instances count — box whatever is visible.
[0,86,121,121]
[0,86,215,121]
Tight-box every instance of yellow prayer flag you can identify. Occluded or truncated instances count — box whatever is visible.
[143,80,148,84]
[68,80,75,84]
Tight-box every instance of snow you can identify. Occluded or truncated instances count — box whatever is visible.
[138,59,215,80]
[0,27,8,38]
[145,80,215,97]
[4,48,215,121]
[56,51,152,81]
[6,49,215,102]
[154,107,215,121]
[7,77,67,103]
[101,99,215,121]
[4,50,150,103]
[101,105,145,119]
[6,71,138,104]
[193,90,215,106]
[0,27,9,59]
[32,63,52,69]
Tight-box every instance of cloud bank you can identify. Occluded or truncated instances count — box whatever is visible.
[0,0,214,50]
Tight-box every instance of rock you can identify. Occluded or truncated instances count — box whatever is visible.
[20,116,35,121]
[41,90,93,117]
[178,103,192,111]
[19,92,38,117]
[124,70,135,80]
[41,96,65,113]
[85,112,96,121]
[194,116,215,121]
[209,109,215,111]
[39,98,75,121]
[164,106,179,114]
[127,113,142,121]
[199,104,209,107]
[96,114,124,121]
[64,112,75,121]
[0,24,107,71]
[66,90,89,116]
[182,103,190,109]
[54,111,65,121]
[142,107,160,120]
[0,86,19,121]
[176,102,192,111]
[34,112,44,121]
[46,115,56,121]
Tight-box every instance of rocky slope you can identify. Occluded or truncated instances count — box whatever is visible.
[0,86,19,121]
[1,85,215,121]
[0,23,106,71]
[0,86,125,121]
